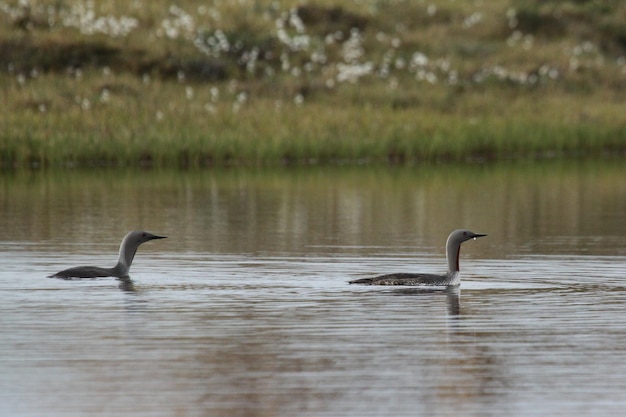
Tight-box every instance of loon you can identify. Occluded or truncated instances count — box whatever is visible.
[49,231,166,279]
[349,229,486,286]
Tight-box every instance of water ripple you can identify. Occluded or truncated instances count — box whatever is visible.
[1,251,626,416]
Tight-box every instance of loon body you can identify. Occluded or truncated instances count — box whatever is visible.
[49,231,166,279]
[349,229,486,286]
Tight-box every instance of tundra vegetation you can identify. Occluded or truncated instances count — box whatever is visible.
[1,0,624,167]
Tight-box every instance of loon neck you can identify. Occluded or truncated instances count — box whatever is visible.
[115,236,139,277]
[446,238,462,274]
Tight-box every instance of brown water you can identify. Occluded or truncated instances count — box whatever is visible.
[1,160,626,416]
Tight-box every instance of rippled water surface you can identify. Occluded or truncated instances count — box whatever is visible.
[1,161,625,416]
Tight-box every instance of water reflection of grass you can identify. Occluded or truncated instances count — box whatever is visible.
[3,159,625,256]
[0,0,624,167]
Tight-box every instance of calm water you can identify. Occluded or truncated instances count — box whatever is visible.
[1,160,626,416]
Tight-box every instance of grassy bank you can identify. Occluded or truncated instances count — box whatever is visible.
[1,0,625,167]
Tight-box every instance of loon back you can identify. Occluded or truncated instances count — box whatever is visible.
[349,272,456,286]
[49,266,116,279]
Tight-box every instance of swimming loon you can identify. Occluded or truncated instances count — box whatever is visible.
[49,230,166,278]
[349,229,486,286]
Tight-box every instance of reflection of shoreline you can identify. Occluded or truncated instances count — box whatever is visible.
[6,160,623,259]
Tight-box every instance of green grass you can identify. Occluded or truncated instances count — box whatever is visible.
[0,0,625,168]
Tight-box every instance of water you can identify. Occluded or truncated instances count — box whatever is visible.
[1,160,626,416]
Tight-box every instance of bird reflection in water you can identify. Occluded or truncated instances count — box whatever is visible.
[390,286,461,316]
